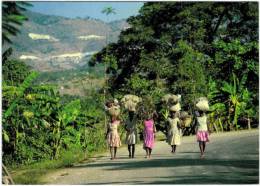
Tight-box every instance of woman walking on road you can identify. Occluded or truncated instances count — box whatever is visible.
[143,113,156,159]
[167,109,182,153]
[125,111,138,158]
[106,115,121,160]
[195,110,211,158]
[195,97,211,159]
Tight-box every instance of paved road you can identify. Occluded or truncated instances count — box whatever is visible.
[45,130,259,184]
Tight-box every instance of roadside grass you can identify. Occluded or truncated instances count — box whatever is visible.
[11,146,107,184]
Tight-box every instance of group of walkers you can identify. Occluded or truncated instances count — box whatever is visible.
[105,94,210,160]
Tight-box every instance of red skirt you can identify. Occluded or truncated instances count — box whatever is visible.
[196,131,209,142]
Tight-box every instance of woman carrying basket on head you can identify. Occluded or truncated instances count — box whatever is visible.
[167,103,182,153]
[121,95,142,159]
[195,97,211,159]
[105,99,121,160]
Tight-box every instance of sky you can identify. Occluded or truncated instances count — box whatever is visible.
[29,2,144,22]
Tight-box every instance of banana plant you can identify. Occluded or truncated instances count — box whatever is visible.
[162,108,170,120]
[3,71,38,119]
[239,88,255,129]
[221,72,247,130]
[2,72,38,152]
[209,103,226,132]
[207,78,226,132]
[53,99,81,159]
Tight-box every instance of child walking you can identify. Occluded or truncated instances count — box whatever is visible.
[167,110,182,153]
[195,110,210,158]
[106,115,121,160]
[143,113,156,159]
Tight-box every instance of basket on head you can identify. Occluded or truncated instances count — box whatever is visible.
[169,102,181,112]
[195,97,209,112]
[121,94,142,112]
[162,94,181,105]
[108,106,120,117]
[107,99,121,117]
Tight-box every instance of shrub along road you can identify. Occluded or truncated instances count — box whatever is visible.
[44,130,259,184]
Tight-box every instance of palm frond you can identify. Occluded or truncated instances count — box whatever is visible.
[2,47,13,64]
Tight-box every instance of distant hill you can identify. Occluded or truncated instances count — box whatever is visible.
[11,11,129,72]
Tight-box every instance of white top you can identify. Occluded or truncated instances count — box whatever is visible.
[197,115,208,131]
[168,117,180,133]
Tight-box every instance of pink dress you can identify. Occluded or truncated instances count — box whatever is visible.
[143,119,155,149]
[107,120,121,147]
[196,115,209,142]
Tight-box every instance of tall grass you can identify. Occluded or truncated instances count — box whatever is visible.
[11,122,108,184]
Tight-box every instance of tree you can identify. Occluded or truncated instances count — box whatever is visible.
[101,6,116,16]
[2,2,31,44]
[90,2,258,132]
[2,2,32,64]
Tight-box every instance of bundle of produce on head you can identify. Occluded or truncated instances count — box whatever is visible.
[169,102,181,112]
[161,94,182,113]
[195,97,209,112]
[107,99,121,117]
[161,94,181,105]
[121,94,142,112]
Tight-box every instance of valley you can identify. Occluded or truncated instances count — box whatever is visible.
[12,11,127,96]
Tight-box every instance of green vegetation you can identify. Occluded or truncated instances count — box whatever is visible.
[35,64,105,84]
[90,2,258,132]
[2,2,32,45]
[2,2,259,184]
[2,3,108,183]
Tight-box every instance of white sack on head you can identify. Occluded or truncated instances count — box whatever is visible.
[169,102,181,112]
[195,97,209,111]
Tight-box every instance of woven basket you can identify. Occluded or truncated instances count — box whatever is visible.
[195,97,209,111]
[108,106,120,117]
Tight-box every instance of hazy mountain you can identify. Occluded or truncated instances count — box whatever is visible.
[11,11,129,72]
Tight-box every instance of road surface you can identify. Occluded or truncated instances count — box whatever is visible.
[44,130,259,184]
